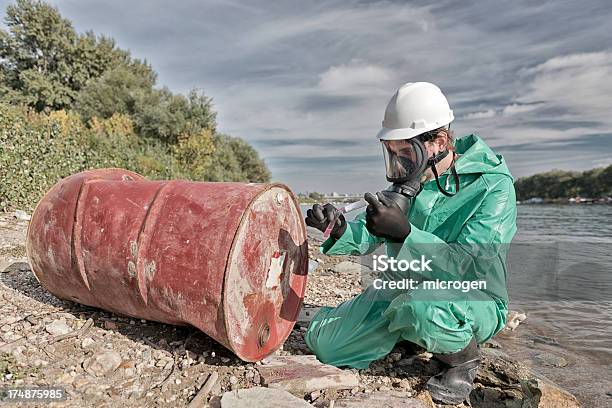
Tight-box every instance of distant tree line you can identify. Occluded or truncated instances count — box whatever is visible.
[0,0,270,210]
[514,165,612,201]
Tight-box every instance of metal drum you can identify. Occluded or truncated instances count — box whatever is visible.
[26,169,308,361]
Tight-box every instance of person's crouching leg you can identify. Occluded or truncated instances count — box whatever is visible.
[383,288,504,404]
[305,285,402,369]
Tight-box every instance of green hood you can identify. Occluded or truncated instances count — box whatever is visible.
[453,134,513,180]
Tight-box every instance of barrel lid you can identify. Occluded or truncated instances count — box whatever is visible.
[223,185,308,361]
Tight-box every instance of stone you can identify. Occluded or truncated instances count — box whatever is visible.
[388,352,402,362]
[13,210,31,221]
[83,350,122,376]
[220,387,312,408]
[531,334,559,346]
[256,355,359,396]
[81,338,95,348]
[398,379,411,389]
[484,339,502,349]
[308,260,319,274]
[104,321,118,330]
[296,307,323,324]
[333,260,363,275]
[32,359,48,368]
[521,378,580,407]
[335,391,430,407]
[533,353,568,368]
[45,319,72,336]
[504,311,527,331]
[470,348,580,408]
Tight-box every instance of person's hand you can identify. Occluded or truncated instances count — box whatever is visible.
[305,204,347,240]
[364,192,411,242]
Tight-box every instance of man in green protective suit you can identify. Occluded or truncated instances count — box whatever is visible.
[304,82,517,405]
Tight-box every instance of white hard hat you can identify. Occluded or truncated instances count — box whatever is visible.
[376,82,454,141]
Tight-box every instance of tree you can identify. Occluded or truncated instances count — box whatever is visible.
[0,0,129,111]
[514,165,612,200]
[75,63,156,122]
[131,88,216,144]
[225,135,271,183]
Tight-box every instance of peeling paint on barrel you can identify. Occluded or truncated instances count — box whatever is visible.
[26,169,308,361]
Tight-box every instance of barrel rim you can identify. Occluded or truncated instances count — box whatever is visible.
[221,182,308,361]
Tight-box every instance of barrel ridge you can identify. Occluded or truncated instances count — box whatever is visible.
[72,180,91,290]
[135,181,172,305]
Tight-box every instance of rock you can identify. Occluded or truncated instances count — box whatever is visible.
[297,307,322,324]
[398,379,411,389]
[534,353,568,368]
[104,321,118,330]
[388,352,402,362]
[531,334,559,346]
[220,387,312,408]
[308,260,319,274]
[414,392,436,408]
[81,338,95,348]
[333,261,363,275]
[13,210,31,221]
[504,311,527,331]
[83,351,122,376]
[335,391,430,407]
[470,348,579,408]
[484,339,502,349]
[45,319,72,336]
[32,359,48,368]
[256,355,359,396]
[396,356,417,367]
[521,378,580,407]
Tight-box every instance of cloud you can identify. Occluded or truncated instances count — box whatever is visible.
[501,103,541,116]
[3,0,610,192]
[464,109,497,119]
[516,52,612,125]
[317,60,395,95]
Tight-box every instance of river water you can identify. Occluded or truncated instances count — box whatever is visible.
[301,203,612,406]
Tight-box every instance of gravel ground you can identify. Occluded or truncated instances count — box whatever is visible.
[0,213,578,408]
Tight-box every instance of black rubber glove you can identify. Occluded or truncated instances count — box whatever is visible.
[364,192,411,242]
[305,203,347,240]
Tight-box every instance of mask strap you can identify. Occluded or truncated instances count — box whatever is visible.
[430,151,460,197]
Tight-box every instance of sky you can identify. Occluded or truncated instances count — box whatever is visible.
[3,0,611,193]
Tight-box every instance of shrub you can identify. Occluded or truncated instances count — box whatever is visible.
[0,103,271,212]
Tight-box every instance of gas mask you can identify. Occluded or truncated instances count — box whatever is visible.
[379,134,460,213]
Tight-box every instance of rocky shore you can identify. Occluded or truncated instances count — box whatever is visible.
[0,213,581,407]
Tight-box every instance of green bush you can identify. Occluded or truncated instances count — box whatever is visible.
[0,104,164,211]
[0,103,271,212]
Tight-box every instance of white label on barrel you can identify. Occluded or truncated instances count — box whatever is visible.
[266,250,286,289]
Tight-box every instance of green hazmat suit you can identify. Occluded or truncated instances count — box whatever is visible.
[305,134,517,369]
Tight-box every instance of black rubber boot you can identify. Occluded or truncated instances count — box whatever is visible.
[426,337,480,405]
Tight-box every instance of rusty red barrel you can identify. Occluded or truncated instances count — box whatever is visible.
[26,169,308,361]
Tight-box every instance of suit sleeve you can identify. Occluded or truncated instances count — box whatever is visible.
[320,212,384,255]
